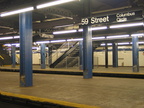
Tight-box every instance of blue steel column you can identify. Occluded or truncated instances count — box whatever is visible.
[82,0,92,78]
[132,36,139,72]
[112,43,118,67]
[11,45,16,68]
[40,43,46,69]
[105,43,108,68]
[79,41,83,70]
[83,25,92,78]
[19,12,33,87]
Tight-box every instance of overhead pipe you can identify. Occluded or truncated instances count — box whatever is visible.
[92,6,132,15]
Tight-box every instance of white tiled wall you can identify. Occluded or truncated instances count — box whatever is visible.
[94,46,144,66]
[16,46,144,66]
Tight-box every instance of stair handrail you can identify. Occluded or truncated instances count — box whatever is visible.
[49,42,69,64]
[50,41,79,68]
[49,41,77,65]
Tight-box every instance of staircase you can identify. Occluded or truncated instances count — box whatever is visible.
[50,42,79,68]
[0,45,12,65]
[49,41,100,68]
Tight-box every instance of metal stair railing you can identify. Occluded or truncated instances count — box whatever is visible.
[0,46,12,65]
[50,42,79,68]
[49,42,76,65]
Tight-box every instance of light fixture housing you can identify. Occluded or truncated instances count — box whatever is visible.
[78,26,108,32]
[37,0,76,9]
[53,30,77,35]
[4,43,20,47]
[138,42,144,44]
[67,38,83,42]
[110,22,143,29]
[131,33,144,37]
[92,26,108,31]
[50,40,66,43]
[14,36,20,39]
[107,35,130,39]
[0,37,13,40]
[92,37,105,40]
[0,7,34,17]
[101,43,112,46]
[118,42,130,45]
[36,41,50,44]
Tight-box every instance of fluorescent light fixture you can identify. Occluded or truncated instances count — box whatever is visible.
[130,41,144,44]
[101,42,130,46]
[138,42,144,44]
[0,7,34,17]
[101,43,112,46]
[50,40,66,43]
[92,26,107,31]
[35,39,78,44]
[107,35,130,39]
[92,37,105,40]
[118,42,130,45]
[131,33,144,37]
[12,43,20,47]
[36,41,50,44]
[4,44,11,47]
[110,22,143,29]
[4,43,20,47]
[12,43,20,45]
[32,47,39,50]
[67,38,83,42]
[78,26,108,32]
[53,30,77,35]
[0,37,13,40]
[14,36,20,39]
[78,29,83,32]
[0,36,19,41]
[37,0,76,9]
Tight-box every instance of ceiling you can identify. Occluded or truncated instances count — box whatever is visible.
[0,0,143,44]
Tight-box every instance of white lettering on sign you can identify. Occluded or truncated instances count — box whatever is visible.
[81,18,89,25]
[116,12,135,17]
[91,16,109,24]
[117,18,127,22]
[116,12,135,22]
[81,11,140,25]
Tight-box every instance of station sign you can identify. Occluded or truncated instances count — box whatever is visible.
[81,10,143,26]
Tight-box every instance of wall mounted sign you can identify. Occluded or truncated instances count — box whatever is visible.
[81,10,143,25]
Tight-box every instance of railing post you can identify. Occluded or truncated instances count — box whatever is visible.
[40,43,46,69]
[11,45,16,68]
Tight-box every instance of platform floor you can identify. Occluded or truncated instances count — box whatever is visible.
[0,71,144,108]
[1,65,144,73]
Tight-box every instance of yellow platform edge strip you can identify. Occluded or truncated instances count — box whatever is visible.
[0,91,100,108]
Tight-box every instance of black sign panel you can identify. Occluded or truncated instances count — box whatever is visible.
[81,10,143,26]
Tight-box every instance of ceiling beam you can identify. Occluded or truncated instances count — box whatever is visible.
[36,7,74,19]
[33,18,80,30]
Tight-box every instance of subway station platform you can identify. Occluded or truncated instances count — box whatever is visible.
[0,66,144,108]
[0,71,144,108]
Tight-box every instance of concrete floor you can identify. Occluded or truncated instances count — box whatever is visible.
[0,71,144,108]
[1,65,144,73]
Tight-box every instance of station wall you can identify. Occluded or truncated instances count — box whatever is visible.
[94,46,144,66]
[16,45,144,66]
[94,50,144,66]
